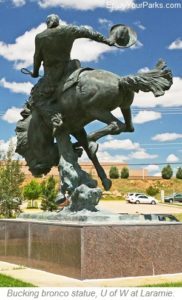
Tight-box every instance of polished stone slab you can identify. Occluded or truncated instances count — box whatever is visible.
[0,219,182,279]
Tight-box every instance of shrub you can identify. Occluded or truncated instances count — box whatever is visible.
[146,185,159,196]
[161,164,173,179]
[0,142,25,218]
[121,167,129,179]
[23,180,42,207]
[40,176,57,211]
[176,167,182,179]
[109,166,119,179]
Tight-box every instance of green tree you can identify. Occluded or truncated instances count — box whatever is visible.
[0,142,25,218]
[161,164,173,179]
[176,167,182,179]
[120,167,129,179]
[146,185,159,196]
[23,179,42,207]
[109,166,119,179]
[40,176,57,211]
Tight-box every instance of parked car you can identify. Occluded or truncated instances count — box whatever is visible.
[125,193,135,200]
[129,194,158,205]
[164,193,182,203]
[126,192,145,202]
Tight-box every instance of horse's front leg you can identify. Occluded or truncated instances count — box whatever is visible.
[73,129,112,191]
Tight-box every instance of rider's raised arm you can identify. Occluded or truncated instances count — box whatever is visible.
[32,35,42,78]
[68,25,113,46]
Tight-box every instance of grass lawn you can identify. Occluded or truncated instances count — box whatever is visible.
[99,178,182,200]
[0,274,36,287]
[142,282,182,287]
[174,213,182,221]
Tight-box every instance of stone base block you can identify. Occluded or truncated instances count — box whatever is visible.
[0,220,182,279]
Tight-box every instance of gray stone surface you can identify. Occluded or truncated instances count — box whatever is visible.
[0,219,182,279]
[18,210,164,224]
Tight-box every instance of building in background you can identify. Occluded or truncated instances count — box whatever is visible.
[19,160,148,179]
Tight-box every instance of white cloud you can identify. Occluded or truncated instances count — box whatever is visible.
[152,133,182,142]
[166,154,179,163]
[144,165,160,172]
[105,135,113,141]
[80,150,128,162]
[0,20,116,69]
[12,0,26,7]
[0,137,21,159]
[97,151,128,162]
[2,107,22,124]
[133,110,161,124]
[71,38,115,62]
[138,67,150,73]
[134,21,146,31]
[80,140,158,162]
[168,38,182,50]
[38,0,135,11]
[129,150,158,160]
[112,108,123,118]
[98,18,113,30]
[99,139,140,151]
[130,40,143,50]
[0,78,33,95]
[134,77,182,108]
[0,137,17,157]
[153,172,161,177]
[0,23,46,69]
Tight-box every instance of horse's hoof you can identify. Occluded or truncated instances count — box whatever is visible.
[125,126,135,132]
[55,192,66,204]
[102,178,112,191]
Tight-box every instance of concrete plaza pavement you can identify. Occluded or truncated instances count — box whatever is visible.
[98,200,182,214]
[0,261,182,287]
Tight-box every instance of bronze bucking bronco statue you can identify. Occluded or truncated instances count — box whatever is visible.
[16,14,173,211]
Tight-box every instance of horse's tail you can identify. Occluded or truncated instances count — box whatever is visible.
[119,60,173,97]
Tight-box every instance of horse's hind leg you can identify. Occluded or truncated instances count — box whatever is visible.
[73,129,112,191]
[119,89,135,132]
[87,111,126,142]
[120,107,135,132]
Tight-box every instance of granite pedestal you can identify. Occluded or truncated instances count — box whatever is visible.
[0,219,182,279]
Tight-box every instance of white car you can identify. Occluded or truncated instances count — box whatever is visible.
[126,193,135,201]
[129,194,158,205]
[127,192,145,202]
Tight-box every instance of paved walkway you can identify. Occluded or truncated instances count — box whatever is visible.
[0,261,182,287]
[98,201,182,214]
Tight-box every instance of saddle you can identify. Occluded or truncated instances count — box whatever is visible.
[62,68,93,93]
[62,60,93,93]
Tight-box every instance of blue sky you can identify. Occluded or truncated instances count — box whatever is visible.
[0,0,182,176]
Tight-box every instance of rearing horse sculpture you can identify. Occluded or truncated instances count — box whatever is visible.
[16,16,172,208]
[23,60,172,199]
